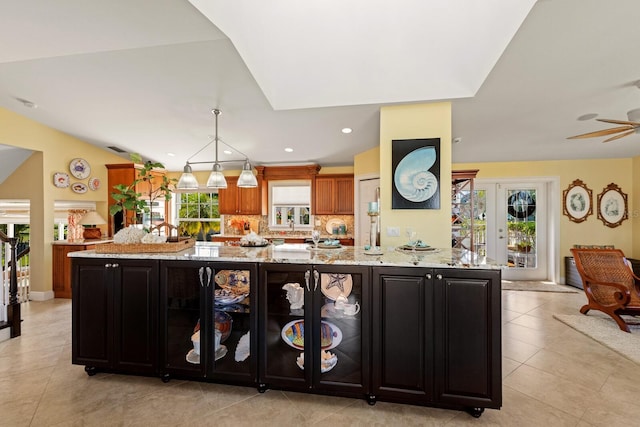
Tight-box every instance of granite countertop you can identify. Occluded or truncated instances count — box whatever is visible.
[69,242,499,269]
[213,234,355,239]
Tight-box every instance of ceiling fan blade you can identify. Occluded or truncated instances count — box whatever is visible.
[567,125,634,139]
[597,118,640,126]
[602,129,637,142]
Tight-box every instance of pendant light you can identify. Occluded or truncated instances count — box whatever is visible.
[176,109,258,190]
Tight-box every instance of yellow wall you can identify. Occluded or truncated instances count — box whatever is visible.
[0,107,128,296]
[354,146,380,177]
[380,103,452,248]
[454,158,635,267]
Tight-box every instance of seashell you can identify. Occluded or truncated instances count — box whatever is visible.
[394,147,439,202]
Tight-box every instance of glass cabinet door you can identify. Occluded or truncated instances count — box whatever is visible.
[161,261,208,379]
[314,264,369,393]
[259,263,369,394]
[209,263,257,384]
[260,264,310,389]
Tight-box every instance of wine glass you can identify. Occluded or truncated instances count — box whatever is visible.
[311,230,321,249]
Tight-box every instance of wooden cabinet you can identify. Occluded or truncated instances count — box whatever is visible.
[218,176,262,215]
[106,163,168,236]
[314,175,354,215]
[372,266,501,416]
[52,243,96,298]
[259,263,370,397]
[159,260,258,384]
[72,258,159,375]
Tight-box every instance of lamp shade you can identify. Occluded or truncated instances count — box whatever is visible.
[177,163,199,189]
[206,163,227,188]
[79,211,107,226]
[237,160,258,188]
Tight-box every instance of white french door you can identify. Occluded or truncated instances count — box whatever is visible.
[475,180,550,281]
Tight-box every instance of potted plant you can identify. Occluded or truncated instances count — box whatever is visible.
[109,154,177,231]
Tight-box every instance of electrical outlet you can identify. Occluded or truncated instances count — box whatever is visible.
[387,226,400,237]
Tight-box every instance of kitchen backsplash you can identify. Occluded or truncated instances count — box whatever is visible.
[223,214,354,237]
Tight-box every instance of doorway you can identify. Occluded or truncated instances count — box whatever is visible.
[475,178,559,281]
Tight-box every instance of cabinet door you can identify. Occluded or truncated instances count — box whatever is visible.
[259,263,311,390]
[160,260,209,378]
[314,177,335,214]
[334,177,354,214]
[434,269,501,409]
[313,264,369,395]
[218,177,239,214]
[371,267,433,404]
[72,259,113,368]
[113,260,159,374]
[239,185,261,214]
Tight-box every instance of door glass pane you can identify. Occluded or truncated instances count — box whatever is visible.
[474,189,487,257]
[506,189,537,269]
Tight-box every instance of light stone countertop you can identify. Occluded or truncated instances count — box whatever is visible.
[69,241,500,269]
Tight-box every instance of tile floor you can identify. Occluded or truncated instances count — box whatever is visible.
[2,289,640,426]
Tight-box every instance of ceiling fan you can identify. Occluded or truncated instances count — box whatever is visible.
[567,108,640,143]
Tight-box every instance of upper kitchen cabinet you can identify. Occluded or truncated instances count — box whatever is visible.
[218,176,262,215]
[106,163,168,236]
[314,175,354,215]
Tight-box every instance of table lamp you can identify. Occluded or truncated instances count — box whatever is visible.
[79,211,107,239]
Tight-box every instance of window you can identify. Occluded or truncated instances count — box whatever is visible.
[269,180,311,229]
[174,192,220,240]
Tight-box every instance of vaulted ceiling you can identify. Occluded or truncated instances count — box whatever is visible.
[1,0,639,175]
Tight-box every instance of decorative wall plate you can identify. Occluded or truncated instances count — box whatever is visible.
[71,182,88,194]
[69,158,91,179]
[88,177,101,191]
[281,320,342,350]
[320,273,352,300]
[325,218,345,234]
[53,172,70,188]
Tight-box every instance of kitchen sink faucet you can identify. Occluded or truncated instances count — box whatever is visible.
[288,219,295,232]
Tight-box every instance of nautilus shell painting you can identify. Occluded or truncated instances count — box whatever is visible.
[392,138,441,209]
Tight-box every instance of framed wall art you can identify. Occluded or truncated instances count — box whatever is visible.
[562,179,592,223]
[391,138,440,209]
[596,183,628,228]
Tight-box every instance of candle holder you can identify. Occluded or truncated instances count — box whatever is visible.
[368,211,380,248]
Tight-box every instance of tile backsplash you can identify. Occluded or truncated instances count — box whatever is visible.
[223,214,354,237]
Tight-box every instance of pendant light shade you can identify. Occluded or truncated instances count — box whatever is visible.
[206,162,227,189]
[237,159,258,188]
[176,163,199,190]
[176,108,257,190]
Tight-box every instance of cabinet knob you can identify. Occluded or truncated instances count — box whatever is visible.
[112,263,119,268]
[426,273,432,279]
[436,274,443,280]
[105,263,112,268]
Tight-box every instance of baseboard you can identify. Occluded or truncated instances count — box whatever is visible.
[29,291,55,301]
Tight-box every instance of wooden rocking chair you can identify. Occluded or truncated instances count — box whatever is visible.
[570,248,640,332]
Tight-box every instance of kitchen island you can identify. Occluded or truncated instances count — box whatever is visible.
[70,242,501,418]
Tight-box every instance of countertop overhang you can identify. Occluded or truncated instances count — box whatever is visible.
[69,242,500,269]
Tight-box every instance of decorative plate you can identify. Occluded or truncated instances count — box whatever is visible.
[214,290,246,306]
[214,270,250,295]
[69,158,91,179]
[320,273,352,301]
[88,177,101,191]
[71,182,88,194]
[317,243,342,249]
[281,320,342,350]
[53,172,70,188]
[397,245,437,252]
[240,242,269,247]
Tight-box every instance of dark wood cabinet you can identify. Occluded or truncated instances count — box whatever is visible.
[259,263,370,398]
[314,175,354,215]
[218,176,262,215]
[52,242,96,298]
[371,267,434,404]
[372,267,501,415]
[72,258,159,375]
[159,260,258,384]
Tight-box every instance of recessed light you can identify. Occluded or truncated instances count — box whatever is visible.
[577,113,598,121]
[284,147,293,153]
[341,127,352,134]
[167,152,175,157]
